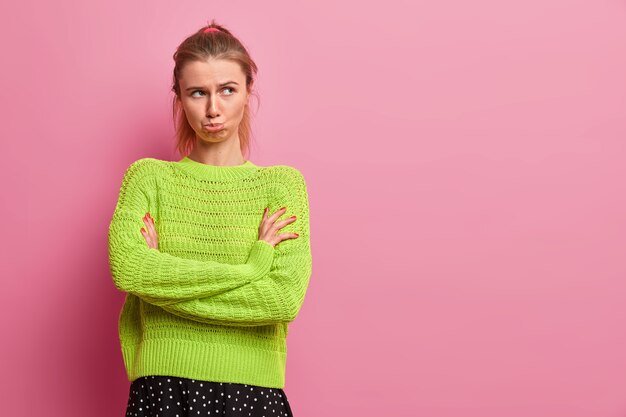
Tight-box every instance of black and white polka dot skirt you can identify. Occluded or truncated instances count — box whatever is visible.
[125,375,295,417]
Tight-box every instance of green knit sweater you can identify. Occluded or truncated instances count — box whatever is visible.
[107,156,312,388]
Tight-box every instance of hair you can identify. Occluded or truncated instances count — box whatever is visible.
[171,20,260,158]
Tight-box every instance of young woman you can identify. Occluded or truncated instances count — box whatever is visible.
[107,21,312,417]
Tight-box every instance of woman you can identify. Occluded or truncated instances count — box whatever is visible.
[107,21,312,417]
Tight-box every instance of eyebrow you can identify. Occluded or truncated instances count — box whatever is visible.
[185,81,239,91]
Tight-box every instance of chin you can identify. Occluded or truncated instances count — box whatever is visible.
[199,131,227,141]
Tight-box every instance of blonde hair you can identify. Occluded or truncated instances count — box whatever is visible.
[171,20,260,158]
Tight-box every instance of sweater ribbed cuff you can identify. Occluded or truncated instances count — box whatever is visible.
[245,240,275,281]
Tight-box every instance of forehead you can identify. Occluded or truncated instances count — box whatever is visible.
[179,59,246,87]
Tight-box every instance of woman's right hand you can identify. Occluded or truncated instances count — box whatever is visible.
[258,207,299,248]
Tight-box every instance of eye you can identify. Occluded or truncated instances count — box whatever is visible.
[190,90,205,97]
[223,87,236,95]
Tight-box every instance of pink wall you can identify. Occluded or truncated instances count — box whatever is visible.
[2,1,626,416]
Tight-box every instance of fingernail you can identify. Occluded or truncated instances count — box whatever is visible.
[290,216,296,219]
[279,206,286,211]
[294,233,299,237]
[140,228,146,233]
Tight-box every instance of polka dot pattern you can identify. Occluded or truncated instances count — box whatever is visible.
[125,375,294,417]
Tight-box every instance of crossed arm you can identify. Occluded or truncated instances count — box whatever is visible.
[107,159,312,327]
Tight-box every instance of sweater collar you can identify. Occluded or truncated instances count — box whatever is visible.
[175,156,258,181]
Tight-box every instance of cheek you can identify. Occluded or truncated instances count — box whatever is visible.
[182,100,203,120]
[228,99,247,117]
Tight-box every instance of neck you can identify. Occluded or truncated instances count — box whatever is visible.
[175,155,258,182]
[189,134,245,166]
[186,153,246,167]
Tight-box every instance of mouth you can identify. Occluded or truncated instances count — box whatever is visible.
[202,123,224,132]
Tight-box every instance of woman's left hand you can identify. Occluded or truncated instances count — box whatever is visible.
[140,212,159,250]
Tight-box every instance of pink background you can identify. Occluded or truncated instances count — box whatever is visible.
[1,1,625,416]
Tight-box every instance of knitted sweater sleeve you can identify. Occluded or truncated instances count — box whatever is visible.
[158,167,313,326]
[107,159,275,303]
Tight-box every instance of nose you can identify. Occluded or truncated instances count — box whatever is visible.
[206,95,220,117]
